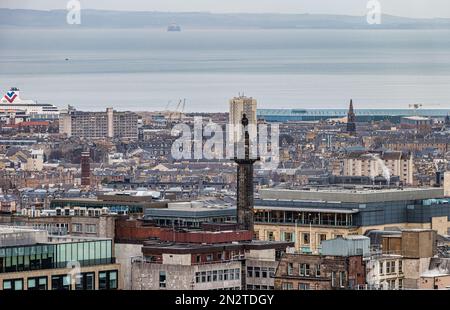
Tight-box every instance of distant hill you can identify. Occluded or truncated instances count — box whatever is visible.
[1,9,450,29]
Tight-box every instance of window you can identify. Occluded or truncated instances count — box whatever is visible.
[206,254,213,262]
[267,231,275,241]
[299,283,310,290]
[399,260,403,273]
[389,279,396,290]
[99,270,118,290]
[386,261,391,274]
[269,268,275,277]
[398,279,403,289]
[331,272,336,287]
[283,232,294,242]
[391,261,396,274]
[75,272,95,290]
[261,267,268,278]
[235,269,240,280]
[195,272,200,283]
[287,263,294,275]
[282,282,293,290]
[207,271,212,282]
[247,266,254,278]
[339,271,345,288]
[196,255,201,263]
[159,271,166,288]
[28,276,47,290]
[3,279,23,291]
[303,233,310,245]
[51,275,71,290]
[85,224,97,234]
[213,270,218,282]
[299,263,310,276]
[201,271,207,282]
[254,267,260,278]
[319,234,327,244]
[72,223,82,233]
[316,264,321,277]
[379,262,384,275]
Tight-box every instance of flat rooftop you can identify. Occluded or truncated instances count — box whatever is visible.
[260,187,445,204]
[0,226,48,247]
[142,240,294,255]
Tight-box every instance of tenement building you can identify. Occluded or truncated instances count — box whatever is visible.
[0,226,120,290]
[274,255,365,290]
[130,229,293,290]
[253,187,449,253]
[342,150,414,185]
[59,106,138,139]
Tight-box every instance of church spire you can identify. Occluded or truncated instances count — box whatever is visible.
[346,99,356,134]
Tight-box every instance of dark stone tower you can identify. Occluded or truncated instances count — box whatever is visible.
[346,99,356,134]
[234,114,259,232]
[81,150,91,186]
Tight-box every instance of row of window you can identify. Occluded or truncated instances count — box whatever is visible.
[386,278,403,290]
[287,263,321,277]
[379,260,403,275]
[255,211,352,227]
[281,271,346,289]
[72,223,97,234]
[195,269,241,284]
[2,270,117,290]
[282,283,311,290]
[246,266,275,278]
[246,285,275,290]
[0,241,114,274]
[263,231,342,245]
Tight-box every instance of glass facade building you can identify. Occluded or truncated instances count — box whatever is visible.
[254,197,450,228]
[0,239,114,274]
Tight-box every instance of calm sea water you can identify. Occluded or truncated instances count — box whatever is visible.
[0,28,450,112]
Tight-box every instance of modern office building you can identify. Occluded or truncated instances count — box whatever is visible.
[59,106,138,139]
[0,226,120,290]
[253,187,449,253]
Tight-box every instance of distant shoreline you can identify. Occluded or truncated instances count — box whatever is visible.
[2,9,450,30]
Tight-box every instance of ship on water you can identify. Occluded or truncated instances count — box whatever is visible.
[0,87,59,120]
[167,22,181,32]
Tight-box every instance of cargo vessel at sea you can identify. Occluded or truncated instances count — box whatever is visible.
[167,23,181,32]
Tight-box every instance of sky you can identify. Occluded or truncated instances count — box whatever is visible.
[1,0,450,19]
